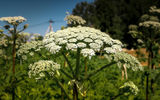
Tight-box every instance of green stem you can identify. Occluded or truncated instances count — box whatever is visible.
[62,52,74,76]
[84,62,116,80]
[84,58,87,77]
[73,83,78,100]
[12,25,17,75]
[12,25,17,100]
[111,92,124,100]
[54,76,71,100]
[75,48,80,79]
[60,69,73,79]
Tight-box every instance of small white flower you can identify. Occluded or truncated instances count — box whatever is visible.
[84,38,93,43]
[22,55,27,60]
[89,43,101,51]
[112,45,122,51]
[29,52,34,56]
[94,39,103,46]
[81,48,95,59]
[104,47,116,53]
[76,35,84,40]
[69,38,77,43]
[50,45,61,54]
[66,43,77,51]
[77,42,86,48]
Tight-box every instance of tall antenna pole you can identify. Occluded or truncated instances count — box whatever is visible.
[45,20,54,34]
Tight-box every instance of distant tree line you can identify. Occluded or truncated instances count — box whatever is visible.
[72,0,160,48]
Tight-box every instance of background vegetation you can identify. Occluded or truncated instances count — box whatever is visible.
[0,0,160,100]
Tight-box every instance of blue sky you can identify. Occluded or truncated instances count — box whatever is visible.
[0,0,93,36]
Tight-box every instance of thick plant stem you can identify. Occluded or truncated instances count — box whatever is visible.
[124,64,128,80]
[12,25,17,100]
[73,83,78,100]
[62,52,74,76]
[73,48,80,100]
[64,53,68,67]
[61,88,64,100]
[54,77,71,100]
[12,37,16,74]
[121,70,124,80]
[84,58,87,77]
[12,47,16,100]
[146,73,149,100]
[150,49,154,94]
[61,79,65,100]
[12,25,17,75]
[111,92,124,100]
[75,48,80,79]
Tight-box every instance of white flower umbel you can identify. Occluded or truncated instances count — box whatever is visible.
[104,52,143,71]
[43,26,123,59]
[149,6,160,13]
[120,81,139,95]
[0,16,26,25]
[139,21,160,29]
[17,41,44,60]
[28,60,60,80]
[64,14,86,25]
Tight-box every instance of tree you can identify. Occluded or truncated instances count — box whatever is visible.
[129,6,160,100]
[72,0,160,48]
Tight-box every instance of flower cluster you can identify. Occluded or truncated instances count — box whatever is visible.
[31,33,41,41]
[104,52,143,71]
[0,36,8,47]
[139,21,160,29]
[17,41,44,60]
[28,60,60,80]
[19,32,30,37]
[64,14,86,25]
[0,16,26,25]
[149,6,160,13]
[43,26,123,59]
[120,81,139,95]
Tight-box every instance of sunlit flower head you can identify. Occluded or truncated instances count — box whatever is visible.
[64,14,86,26]
[28,60,60,80]
[0,16,26,25]
[43,26,123,59]
[139,21,160,29]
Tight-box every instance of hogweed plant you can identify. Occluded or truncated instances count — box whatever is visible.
[26,26,143,100]
[0,16,28,100]
[0,16,28,75]
[129,6,160,100]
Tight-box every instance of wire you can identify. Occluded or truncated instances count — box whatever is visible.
[27,19,64,29]
[28,21,48,28]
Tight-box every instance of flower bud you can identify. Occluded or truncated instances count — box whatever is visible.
[4,25,10,29]
[24,24,29,29]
